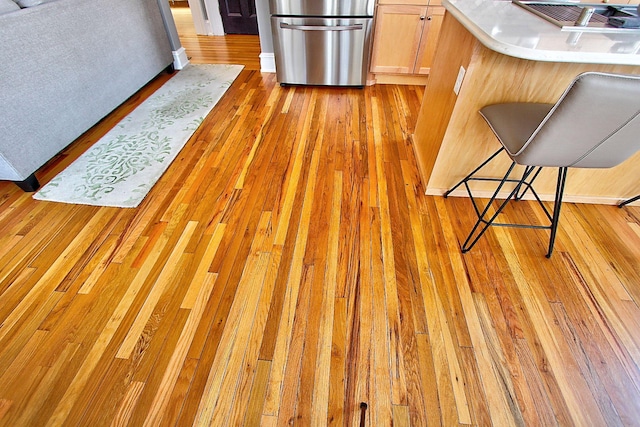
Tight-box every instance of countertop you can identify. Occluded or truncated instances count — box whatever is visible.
[443,0,640,65]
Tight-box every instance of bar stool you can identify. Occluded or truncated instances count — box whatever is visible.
[445,72,640,258]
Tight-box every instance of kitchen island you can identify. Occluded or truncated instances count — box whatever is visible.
[412,0,640,204]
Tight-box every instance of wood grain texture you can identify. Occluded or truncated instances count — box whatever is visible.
[0,11,639,426]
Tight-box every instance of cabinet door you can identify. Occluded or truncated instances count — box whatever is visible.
[370,5,428,74]
[415,6,445,75]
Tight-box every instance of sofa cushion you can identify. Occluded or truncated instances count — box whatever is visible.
[0,0,19,14]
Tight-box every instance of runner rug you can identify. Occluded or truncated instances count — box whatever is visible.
[34,64,243,208]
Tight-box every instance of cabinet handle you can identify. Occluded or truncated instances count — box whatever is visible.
[427,16,432,20]
[420,15,425,20]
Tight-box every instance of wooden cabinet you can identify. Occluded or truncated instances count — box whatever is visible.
[414,6,444,74]
[370,4,445,76]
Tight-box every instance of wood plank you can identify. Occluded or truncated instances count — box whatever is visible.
[10,342,80,426]
[263,97,325,417]
[0,213,116,366]
[345,175,372,427]
[43,229,172,425]
[194,213,273,425]
[110,381,145,427]
[369,208,394,427]
[551,302,626,426]
[228,245,283,425]
[328,296,348,426]
[243,359,272,426]
[142,272,217,426]
[158,357,199,427]
[371,95,408,407]
[310,170,342,427]
[116,221,198,359]
[491,226,610,426]
[472,293,526,425]
[0,399,12,421]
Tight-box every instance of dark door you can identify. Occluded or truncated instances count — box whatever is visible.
[217,0,259,34]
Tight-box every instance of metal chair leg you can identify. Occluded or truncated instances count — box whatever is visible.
[461,162,537,253]
[546,167,568,258]
[515,166,543,201]
[444,148,504,198]
[619,194,640,208]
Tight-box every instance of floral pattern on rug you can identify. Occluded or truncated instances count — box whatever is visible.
[76,131,173,201]
[34,64,243,208]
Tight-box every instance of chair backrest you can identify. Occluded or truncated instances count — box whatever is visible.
[513,72,640,168]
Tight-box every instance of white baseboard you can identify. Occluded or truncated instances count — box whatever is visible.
[173,48,190,70]
[260,53,276,73]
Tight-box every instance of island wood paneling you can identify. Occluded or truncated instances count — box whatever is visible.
[412,13,476,192]
[413,12,640,204]
[0,9,639,426]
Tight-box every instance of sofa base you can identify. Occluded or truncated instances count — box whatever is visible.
[15,174,40,192]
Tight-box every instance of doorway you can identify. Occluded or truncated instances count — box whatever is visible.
[217,0,258,35]
[174,0,257,36]
[170,2,263,70]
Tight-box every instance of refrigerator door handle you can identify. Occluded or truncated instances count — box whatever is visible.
[279,22,364,31]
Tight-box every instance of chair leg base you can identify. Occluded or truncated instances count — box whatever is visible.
[445,152,567,257]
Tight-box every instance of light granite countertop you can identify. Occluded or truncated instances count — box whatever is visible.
[443,0,640,65]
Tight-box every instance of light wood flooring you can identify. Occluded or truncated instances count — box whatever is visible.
[0,10,639,427]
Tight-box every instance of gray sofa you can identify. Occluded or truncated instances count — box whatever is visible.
[0,0,174,190]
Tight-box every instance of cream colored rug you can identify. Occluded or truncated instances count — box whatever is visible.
[34,64,243,208]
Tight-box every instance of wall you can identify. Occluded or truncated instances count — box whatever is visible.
[256,0,275,71]
[256,0,273,53]
[157,0,190,69]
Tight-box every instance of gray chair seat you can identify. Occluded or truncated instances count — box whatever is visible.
[480,103,553,157]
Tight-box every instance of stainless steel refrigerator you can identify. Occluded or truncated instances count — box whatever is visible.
[269,0,375,87]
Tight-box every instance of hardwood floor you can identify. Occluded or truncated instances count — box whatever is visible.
[1,12,640,427]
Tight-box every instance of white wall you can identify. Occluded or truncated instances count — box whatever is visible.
[255,0,273,53]
[255,0,275,71]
